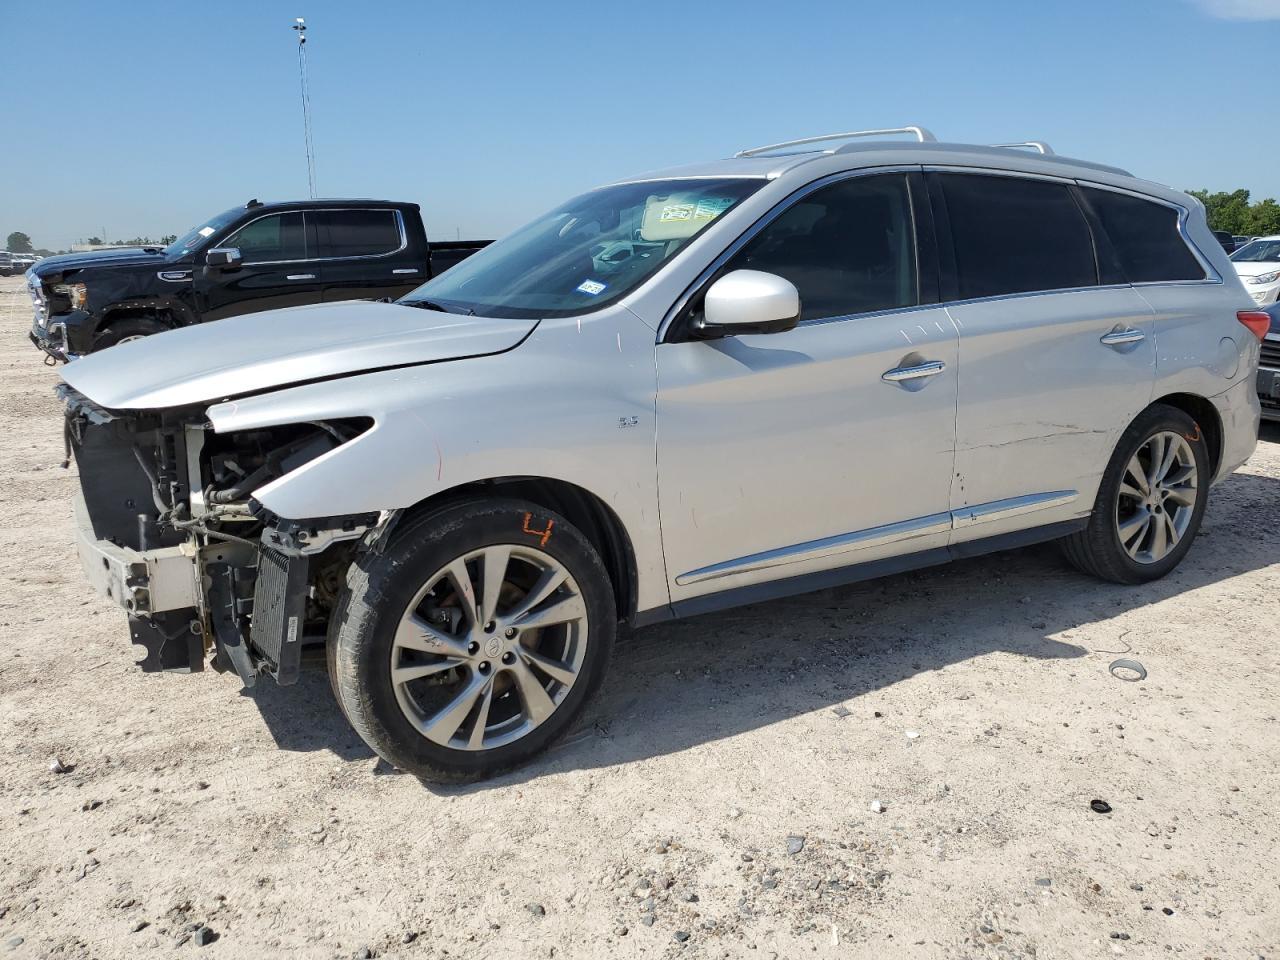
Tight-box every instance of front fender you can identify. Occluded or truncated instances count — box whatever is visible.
[206,307,669,613]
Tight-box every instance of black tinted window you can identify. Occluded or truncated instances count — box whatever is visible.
[940,174,1096,299]
[725,174,917,322]
[316,209,402,258]
[1083,189,1205,283]
[224,212,307,262]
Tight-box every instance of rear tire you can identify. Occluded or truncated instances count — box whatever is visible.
[1062,403,1210,584]
[328,498,615,783]
[91,317,168,351]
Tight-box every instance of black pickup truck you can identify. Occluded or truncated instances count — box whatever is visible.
[28,199,488,360]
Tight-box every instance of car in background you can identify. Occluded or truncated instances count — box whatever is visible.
[1234,235,1254,249]
[0,252,18,276]
[1258,301,1280,422]
[1229,235,1280,305]
[1212,230,1237,252]
[27,199,489,361]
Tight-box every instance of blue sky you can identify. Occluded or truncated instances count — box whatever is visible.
[3,0,1278,251]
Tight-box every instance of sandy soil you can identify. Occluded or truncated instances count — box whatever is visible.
[0,274,1277,960]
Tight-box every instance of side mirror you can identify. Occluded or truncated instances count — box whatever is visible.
[205,247,242,269]
[692,269,800,339]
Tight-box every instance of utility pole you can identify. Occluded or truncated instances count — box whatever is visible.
[292,17,317,198]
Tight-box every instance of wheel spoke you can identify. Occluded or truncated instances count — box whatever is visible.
[509,659,556,725]
[1118,481,1146,501]
[479,546,511,625]
[1153,436,1180,485]
[1149,509,1168,558]
[1164,485,1196,507]
[1119,509,1151,558]
[444,558,479,629]
[1143,436,1165,489]
[467,680,495,750]
[1163,511,1183,548]
[521,647,579,687]
[506,567,569,622]
[394,613,471,658]
[514,592,587,631]
[1125,456,1151,496]
[393,658,464,685]
[1163,463,1195,487]
[419,672,488,745]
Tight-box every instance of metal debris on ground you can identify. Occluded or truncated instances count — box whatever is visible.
[1108,658,1147,682]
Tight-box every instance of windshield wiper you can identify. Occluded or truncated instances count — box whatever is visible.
[403,299,451,312]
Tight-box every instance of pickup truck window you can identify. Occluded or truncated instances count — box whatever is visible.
[403,177,765,319]
[315,209,403,258]
[224,212,309,263]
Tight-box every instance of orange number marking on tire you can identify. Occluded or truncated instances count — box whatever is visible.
[1184,424,1202,443]
[522,513,554,547]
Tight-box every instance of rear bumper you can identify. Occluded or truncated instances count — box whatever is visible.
[1210,374,1262,481]
[1259,365,1280,422]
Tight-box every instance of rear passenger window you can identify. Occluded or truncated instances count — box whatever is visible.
[1081,188,1206,283]
[726,174,918,322]
[939,174,1097,299]
[316,209,402,258]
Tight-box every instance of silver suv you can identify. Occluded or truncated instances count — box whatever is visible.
[60,127,1263,782]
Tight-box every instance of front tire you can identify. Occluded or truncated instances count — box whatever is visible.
[1062,403,1210,584]
[91,316,169,351]
[328,499,615,783]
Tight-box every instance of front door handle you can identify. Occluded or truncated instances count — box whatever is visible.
[392,268,420,275]
[286,273,316,281]
[882,360,946,384]
[1100,327,1145,347]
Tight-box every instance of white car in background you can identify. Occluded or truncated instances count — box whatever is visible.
[1230,236,1280,304]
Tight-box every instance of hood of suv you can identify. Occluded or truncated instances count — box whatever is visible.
[60,301,537,410]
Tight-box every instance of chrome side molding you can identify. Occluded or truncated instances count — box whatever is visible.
[676,490,1079,586]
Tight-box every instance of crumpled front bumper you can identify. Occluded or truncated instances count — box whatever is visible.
[30,317,79,362]
[73,491,206,671]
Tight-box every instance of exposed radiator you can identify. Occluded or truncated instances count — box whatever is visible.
[250,547,310,685]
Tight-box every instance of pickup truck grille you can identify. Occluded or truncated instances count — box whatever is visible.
[1261,338,1280,370]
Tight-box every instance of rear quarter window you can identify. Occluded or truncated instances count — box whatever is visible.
[938,173,1097,300]
[1081,188,1206,283]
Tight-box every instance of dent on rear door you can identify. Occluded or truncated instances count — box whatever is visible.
[946,287,1157,543]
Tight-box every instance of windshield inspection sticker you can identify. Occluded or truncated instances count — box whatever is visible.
[576,279,607,296]
[658,203,695,223]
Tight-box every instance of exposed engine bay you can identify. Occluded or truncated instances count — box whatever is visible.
[60,384,379,686]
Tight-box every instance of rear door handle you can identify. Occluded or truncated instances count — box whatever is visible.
[392,268,420,275]
[1100,328,1145,347]
[286,273,316,281]
[882,360,946,383]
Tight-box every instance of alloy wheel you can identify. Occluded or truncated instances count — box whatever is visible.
[390,545,589,751]
[1114,430,1198,565]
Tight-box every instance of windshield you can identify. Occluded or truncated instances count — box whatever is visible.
[1230,238,1280,263]
[164,207,244,257]
[402,178,765,318]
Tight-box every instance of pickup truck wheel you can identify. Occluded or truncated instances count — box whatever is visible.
[328,499,615,783]
[1062,403,1209,584]
[92,317,168,351]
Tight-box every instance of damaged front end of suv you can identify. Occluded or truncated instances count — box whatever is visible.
[63,384,379,686]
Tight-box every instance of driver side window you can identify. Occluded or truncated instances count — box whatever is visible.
[224,212,308,263]
[727,174,918,322]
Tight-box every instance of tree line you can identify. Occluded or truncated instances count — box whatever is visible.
[1187,189,1280,237]
[5,230,177,256]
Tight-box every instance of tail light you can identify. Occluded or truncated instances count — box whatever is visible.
[1237,310,1271,342]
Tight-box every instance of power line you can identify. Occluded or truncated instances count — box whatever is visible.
[292,17,317,198]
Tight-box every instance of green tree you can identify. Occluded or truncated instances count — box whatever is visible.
[5,231,33,253]
[161,234,177,244]
[86,237,102,246]
[1187,189,1253,235]
[1247,198,1280,236]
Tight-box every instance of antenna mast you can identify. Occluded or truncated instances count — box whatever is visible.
[292,17,317,198]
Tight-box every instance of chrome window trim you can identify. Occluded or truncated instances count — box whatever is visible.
[676,490,1080,586]
[658,164,925,342]
[226,208,408,267]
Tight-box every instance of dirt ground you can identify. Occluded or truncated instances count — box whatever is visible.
[0,273,1277,960]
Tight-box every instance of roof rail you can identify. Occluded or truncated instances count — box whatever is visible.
[991,141,1056,156]
[736,126,937,158]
